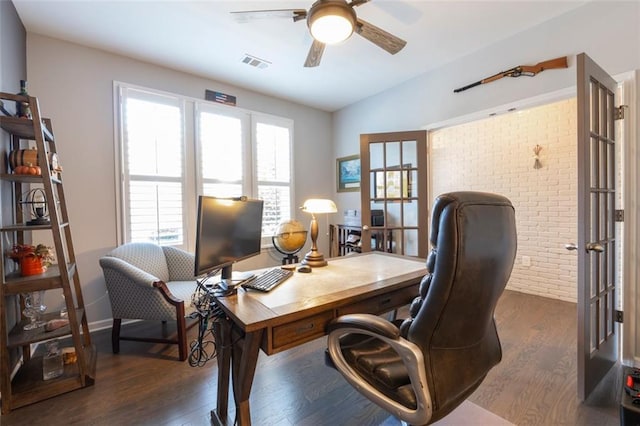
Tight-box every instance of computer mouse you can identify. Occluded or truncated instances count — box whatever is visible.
[297,265,312,273]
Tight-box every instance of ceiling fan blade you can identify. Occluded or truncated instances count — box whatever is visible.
[231,9,307,23]
[355,18,407,55]
[304,40,326,68]
[349,0,371,7]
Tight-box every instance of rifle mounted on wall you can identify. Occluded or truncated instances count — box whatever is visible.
[454,56,568,93]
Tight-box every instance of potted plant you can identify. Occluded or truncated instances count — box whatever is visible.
[6,243,55,276]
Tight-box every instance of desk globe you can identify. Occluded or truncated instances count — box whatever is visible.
[272,220,308,264]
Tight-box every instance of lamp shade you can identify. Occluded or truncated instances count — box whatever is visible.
[308,2,356,45]
[302,199,337,214]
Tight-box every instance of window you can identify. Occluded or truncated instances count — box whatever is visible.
[196,106,293,243]
[117,83,293,249]
[119,88,185,246]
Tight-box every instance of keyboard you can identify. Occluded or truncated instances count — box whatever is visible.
[242,268,293,292]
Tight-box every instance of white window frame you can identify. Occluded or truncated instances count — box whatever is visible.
[114,81,294,250]
[194,102,295,245]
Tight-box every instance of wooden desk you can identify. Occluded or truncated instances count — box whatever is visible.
[210,252,427,425]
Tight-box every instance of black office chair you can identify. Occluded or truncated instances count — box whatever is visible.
[327,192,517,425]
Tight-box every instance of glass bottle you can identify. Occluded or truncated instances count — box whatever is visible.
[16,79,32,119]
[43,340,64,380]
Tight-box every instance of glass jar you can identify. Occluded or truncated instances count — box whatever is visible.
[43,340,64,380]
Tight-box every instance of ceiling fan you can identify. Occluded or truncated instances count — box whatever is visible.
[231,0,407,67]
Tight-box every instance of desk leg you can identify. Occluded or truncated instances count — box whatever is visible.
[231,328,263,426]
[211,319,231,425]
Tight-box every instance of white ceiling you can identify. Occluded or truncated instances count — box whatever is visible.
[12,0,588,112]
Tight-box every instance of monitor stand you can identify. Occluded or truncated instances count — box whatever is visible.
[217,265,255,292]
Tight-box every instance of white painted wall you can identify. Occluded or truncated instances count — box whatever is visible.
[333,1,640,302]
[333,1,639,187]
[25,34,334,325]
[431,99,578,302]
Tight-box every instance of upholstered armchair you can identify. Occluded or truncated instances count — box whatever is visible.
[99,242,198,361]
[327,191,517,425]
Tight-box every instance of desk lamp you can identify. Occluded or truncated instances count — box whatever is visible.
[301,198,337,267]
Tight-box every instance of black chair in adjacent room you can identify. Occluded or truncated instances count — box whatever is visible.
[326,191,517,425]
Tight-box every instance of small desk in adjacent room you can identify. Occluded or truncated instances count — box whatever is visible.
[210,252,427,425]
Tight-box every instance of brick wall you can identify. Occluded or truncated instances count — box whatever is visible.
[430,98,578,302]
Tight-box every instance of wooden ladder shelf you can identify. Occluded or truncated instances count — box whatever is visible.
[0,92,96,414]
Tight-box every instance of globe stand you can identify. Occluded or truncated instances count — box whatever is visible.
[280,253,298,265]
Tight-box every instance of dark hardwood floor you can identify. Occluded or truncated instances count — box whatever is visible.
[0,290,622,425]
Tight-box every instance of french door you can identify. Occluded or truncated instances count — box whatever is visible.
[575,52,619,400]
[359,130,428,258]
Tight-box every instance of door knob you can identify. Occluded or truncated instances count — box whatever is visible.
[564,242,604,253]
[586,242,604,253]
[362,225,370,231]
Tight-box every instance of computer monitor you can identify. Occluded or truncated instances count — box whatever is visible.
[194,196,264,285]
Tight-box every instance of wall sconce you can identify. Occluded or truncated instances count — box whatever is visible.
[301,198,337,267]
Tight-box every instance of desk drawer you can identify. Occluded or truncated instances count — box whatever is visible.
[337,285,418,316]
[271,310,334,351]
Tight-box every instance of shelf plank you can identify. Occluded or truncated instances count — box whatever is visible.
[8,344,96,410]
[0,222,68,232]
[0,116,54,141]
[0,173,62,184]
[7,309,86,348]
[3,263,76,294]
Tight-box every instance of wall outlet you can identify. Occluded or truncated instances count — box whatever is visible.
[522,256,531,267]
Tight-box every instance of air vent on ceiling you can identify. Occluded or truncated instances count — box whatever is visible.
[241,54,271,69]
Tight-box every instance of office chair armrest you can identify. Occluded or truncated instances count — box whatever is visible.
[99,256,160,288]
[327,313,400,340]
[327,318,433,425]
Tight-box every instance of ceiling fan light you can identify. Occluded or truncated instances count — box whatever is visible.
[308,4,356,45]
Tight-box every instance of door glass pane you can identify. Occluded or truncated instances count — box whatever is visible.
[370,200,384,226]
[371,229,390,252]
[403,201,417,227]
[404,229,418,256]
[599,86,607,137]
[607,290,614,336]
[590,79,598,134]
[402,140,417,167]
[391,229,402,254]
[599,139,607,188]
[408,170,418,198]
[590,137,598,188]
[370,143,384,170]
[590,301,597,352]
[599,192,606,240]
[587,192,598,242]
[386,142,400,168]
[387,203,401,227]
[599,250,606,293]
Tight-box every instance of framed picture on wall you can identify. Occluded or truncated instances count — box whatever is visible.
[337,155,361,192]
